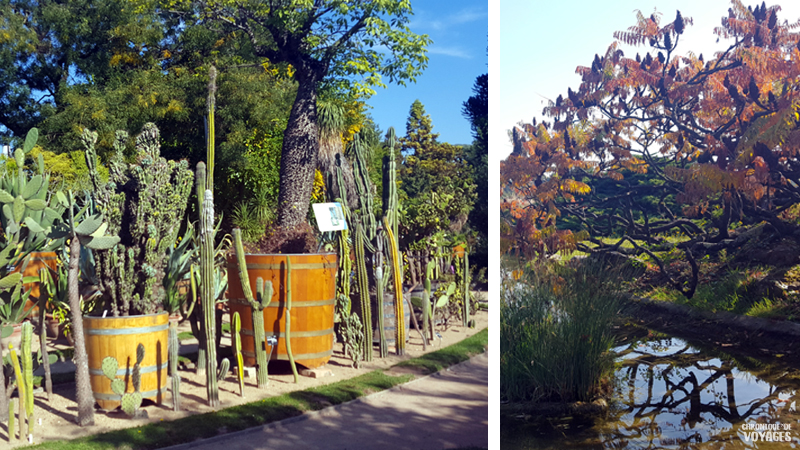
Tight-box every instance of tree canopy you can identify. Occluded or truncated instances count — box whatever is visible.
[192,0,432,227]
[401,99,476,248]
[501,1,800,298]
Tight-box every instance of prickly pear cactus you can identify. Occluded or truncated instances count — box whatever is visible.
[121,392,142,417]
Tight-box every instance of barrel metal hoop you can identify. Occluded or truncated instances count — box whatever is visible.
[87,323,169,335]
[242,349,333,360]
[93,385,168,401]
[89,361,168,376]
[241,327,333,338]
[243,262,338,270]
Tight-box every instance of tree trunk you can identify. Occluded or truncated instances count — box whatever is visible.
[277,71,321,228]
[68,237,95,426]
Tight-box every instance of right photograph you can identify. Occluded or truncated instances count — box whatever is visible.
[499,0,800,448]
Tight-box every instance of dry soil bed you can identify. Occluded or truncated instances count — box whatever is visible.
[0,305,488,448]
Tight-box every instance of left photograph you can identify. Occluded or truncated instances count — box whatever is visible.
[0,0,488,448]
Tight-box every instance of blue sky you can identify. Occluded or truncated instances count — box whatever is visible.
[497,0,800,159]
[364,0,488,146]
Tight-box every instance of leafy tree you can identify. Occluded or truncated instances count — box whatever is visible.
[401,100,477,247]
[0,0,165,137]
[501,1,800,298]
[193,0,432,228]
[463,74,488,267]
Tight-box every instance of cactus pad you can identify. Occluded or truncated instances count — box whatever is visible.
[121,392,142,417]
[111,379,126,396]
[102,357,119,380]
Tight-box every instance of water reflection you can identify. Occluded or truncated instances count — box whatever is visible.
[502,334,800,449]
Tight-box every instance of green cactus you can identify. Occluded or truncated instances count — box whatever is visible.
[374,227,387,358]
[232,312,244,397]
[82,124,193,316]
[233,228,274,389]
[463,249,470,327]
[0,128,68,257]
[8,396,14,441]
[199,187,218,408]
[353,222,372,361]
[101,343,145,418]
[285,257,299,383]
[217,358,230,381]
[168,322,181,411]
[20,322,33,439]
[9,341,26,440]
[384,217,405,355]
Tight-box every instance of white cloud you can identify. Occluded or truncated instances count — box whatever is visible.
[428,45,471,59]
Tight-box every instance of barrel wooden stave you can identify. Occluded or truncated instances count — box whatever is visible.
[84,313,169,410]
[228,253,337,370]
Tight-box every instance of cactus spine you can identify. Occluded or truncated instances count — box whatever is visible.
[285,257,299,383]
[232,312,244,396]
[168,321,181,411]
[233,228,274,388]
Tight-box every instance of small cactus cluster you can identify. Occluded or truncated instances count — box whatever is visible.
[102,343,145,418]
[83,124,193,316]
[233,228,274,388]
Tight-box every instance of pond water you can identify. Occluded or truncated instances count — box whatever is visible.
[502,332,800,449]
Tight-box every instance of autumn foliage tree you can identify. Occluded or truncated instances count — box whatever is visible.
[501,1,800,298]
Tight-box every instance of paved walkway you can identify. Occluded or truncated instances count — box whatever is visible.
[164,352,488,450]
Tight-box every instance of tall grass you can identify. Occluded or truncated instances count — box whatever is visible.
[500,259,621,404]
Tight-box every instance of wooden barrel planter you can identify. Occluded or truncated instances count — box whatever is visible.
[15,251,59,314]
[228,253,337,370]
[83,312,169,410]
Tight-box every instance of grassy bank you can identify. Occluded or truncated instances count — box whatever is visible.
[24,328,487,450]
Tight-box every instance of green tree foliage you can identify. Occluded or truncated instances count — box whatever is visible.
[462,74,488,267]
[400,100,477,247]
[0,0,166,137]
[193,0,432,227]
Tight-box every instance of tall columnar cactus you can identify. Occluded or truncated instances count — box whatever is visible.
[384,217,405,355]
[83,125,193,316]
[463,249,470,327]
[168,322,181,411]
[374,227,387,358]
[285,257,299,383]
[353,222,372,361]
[200,188,218,408]
[383,127,400,251]
[9,341,25,441]
[193,164,208,374]
[232,312,244,396]
[233,228,274,389]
